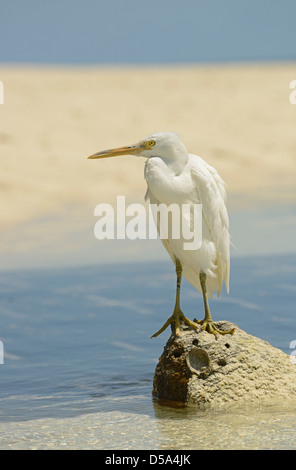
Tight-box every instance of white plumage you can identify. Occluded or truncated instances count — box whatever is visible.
[88,132,235,337]
[144,132,230,299]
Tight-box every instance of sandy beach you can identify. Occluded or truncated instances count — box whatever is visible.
[0,63,296,266]
[1,63,296,450]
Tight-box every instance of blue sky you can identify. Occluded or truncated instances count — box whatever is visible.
[0,0,296,64]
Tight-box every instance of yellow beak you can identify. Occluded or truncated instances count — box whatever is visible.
[87,143,145,159]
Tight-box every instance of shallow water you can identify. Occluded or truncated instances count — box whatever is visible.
[0,253,296,449]
[2,401,296,450]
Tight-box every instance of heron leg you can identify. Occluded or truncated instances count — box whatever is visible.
[151,260,198,338]
[196,272,235,336]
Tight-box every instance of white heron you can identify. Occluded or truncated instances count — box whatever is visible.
[88,132,235,337]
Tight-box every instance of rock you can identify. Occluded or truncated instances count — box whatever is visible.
[152,321,296,406]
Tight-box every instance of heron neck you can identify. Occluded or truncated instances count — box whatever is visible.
[162,151,189,176]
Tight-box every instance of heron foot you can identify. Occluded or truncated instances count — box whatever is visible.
[151,309,198,338]
[194,318,235,337]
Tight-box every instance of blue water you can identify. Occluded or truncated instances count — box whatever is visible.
[0,0,295,64]
[0,253,296,423]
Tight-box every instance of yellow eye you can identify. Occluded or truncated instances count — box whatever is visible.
[149,140,155,147]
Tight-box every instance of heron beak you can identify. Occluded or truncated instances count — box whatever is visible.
[87,143,145,159]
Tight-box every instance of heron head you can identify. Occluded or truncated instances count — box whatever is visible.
[87,132,186,160]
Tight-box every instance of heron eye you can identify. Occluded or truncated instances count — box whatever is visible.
[149,140,155,146]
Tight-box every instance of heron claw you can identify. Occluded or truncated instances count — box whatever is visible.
[151,310,198,338]
[195,318,235,337]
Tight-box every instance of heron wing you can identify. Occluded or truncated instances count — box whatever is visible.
[190,154,230,295]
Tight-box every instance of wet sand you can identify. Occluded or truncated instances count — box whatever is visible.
[2,401,296,450]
